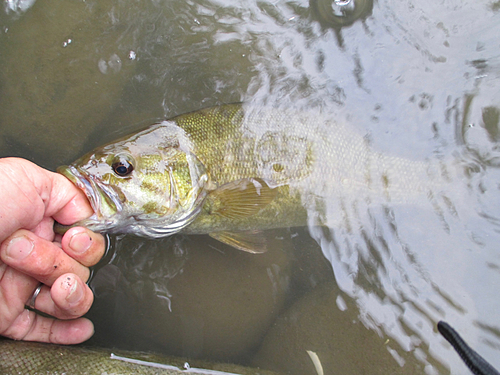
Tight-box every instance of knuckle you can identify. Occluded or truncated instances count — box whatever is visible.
[31,256,59,277]
[2,309,36,340]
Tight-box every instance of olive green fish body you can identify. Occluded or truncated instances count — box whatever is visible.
[58,104,455,252]
[173,105,448,232]
[172,105,313,235]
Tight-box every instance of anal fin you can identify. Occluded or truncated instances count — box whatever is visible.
[209,230,269,254]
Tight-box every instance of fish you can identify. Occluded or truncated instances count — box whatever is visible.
[57,103,457,253]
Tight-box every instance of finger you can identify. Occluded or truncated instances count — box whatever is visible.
[60,227,106,267]
[4,308,94,344]
[0,158,93,229]
[0,266,40,329]
[32,274,93,320]
[0,230,90,286]
[32,216,58,242]
[45,171,94,225]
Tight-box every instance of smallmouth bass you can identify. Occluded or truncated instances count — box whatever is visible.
[58,104,455,252]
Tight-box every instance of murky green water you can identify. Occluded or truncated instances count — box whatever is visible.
[1,0,500,374]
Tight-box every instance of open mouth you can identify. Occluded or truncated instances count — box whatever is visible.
[57,165,122,218]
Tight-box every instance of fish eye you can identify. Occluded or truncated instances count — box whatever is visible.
[112,155,135,177]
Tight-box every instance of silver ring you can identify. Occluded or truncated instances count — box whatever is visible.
[25,283,43,310]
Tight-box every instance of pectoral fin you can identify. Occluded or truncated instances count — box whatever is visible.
[209,230,269,254]
[207,178,277,219]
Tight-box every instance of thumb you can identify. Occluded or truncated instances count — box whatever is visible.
[44,170,94,225]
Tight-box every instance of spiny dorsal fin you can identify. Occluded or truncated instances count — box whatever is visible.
[207,178,277,219]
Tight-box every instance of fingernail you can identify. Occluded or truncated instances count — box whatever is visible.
[63,276,84,304]
[69,232,92,254]
[5,236,34,260]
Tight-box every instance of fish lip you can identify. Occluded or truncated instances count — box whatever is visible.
[57,165,99,212]
[57,165,122,219]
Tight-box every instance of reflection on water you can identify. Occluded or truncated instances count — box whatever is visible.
[1,0,500,373]
[310,0,373,31]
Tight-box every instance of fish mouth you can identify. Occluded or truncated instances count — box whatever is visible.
[57,165,123,223]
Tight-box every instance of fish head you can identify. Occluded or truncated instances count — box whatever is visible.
[58,122,214,237]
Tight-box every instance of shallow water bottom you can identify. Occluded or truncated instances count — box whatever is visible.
[85,229,427,374]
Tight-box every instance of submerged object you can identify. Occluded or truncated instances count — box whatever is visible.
[0,338,278,375]
[57,104,459,253]
[437,321,500,375]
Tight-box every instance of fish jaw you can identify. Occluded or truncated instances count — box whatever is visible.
[57,164,123,232]
[56,163,212,237]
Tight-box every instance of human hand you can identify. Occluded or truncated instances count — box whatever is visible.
[0,157,105,344]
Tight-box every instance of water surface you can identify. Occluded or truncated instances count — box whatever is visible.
[1,0,500,373]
